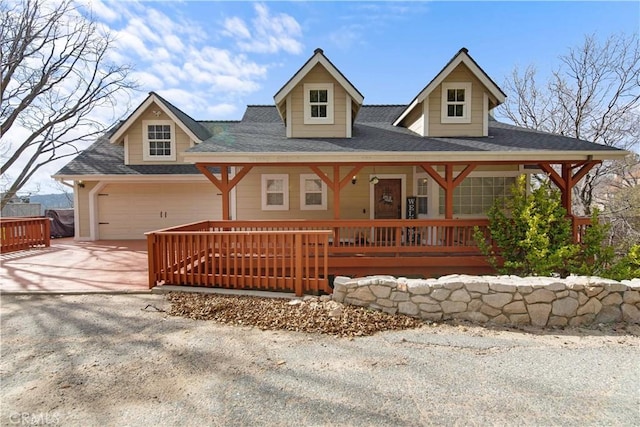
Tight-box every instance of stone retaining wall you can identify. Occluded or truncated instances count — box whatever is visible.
[332,275,640,327]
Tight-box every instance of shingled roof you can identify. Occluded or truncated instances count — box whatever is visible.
[54,105,625,178]
[188,105,623,155]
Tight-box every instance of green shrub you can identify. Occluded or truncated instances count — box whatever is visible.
[474,176,579,277]
[605,244,640,281]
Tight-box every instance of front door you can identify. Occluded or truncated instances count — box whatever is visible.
[374,179,402,219]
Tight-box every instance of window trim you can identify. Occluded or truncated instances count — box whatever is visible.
[441,82,472,124]
[261,174,289,211]
[300,173,327,210]
[304,83,334,125]
[142,120,176,161]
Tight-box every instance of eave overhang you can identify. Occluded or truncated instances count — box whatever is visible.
[183,149,629,165]
[273,48,365,122]
[109,93,204,145]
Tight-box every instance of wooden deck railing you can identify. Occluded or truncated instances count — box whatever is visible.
[0,217,51,253]
[146,217,592,294]
[147,229,332,296]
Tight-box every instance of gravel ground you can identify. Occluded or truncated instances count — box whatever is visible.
[1,293,639,426]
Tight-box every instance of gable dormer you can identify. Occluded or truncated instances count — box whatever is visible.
[394,48,506,138]
[109,92,210,165]
[274,48,364,138]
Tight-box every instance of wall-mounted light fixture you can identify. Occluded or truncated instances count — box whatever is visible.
[351,175,357,185]
[369,176,379,185]
[77,180,85,188]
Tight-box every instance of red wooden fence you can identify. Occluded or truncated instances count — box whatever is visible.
[0,217,51,253]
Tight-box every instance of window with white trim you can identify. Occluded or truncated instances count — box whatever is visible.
[261,174,289,211]
[143,120,176,161]
[300,174,327,210]
[416,176,429,218]
[441,82,472,124]
[438,176,516,216]
[304,83,334,124]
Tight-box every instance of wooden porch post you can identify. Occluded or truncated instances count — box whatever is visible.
[195,163,253,220]
[538,161,599,216]
[420,163,476,219]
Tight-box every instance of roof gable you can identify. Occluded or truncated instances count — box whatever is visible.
[273,48,364,107]
[109,92,211,144]
[393,48,506,126]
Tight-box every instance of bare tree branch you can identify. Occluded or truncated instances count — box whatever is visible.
[0,0,136,208]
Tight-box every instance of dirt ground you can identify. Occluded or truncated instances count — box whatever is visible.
[1,293,639,426]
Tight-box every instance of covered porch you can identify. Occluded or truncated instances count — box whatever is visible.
[147,159,597,296]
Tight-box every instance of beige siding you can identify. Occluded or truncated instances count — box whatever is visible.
[235,166,413,220]
[402,101,424,135]
[428,63,485,137]
[289,64,348,138]
[125,102,193,165]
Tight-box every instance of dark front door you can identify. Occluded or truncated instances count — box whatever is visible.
[374,179,402,219]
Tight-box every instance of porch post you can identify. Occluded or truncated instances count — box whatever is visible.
[444,164,454,219]
[561,164,573,216]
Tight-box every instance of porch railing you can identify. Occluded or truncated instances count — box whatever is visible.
[146,219,493,293]
[147,228,332,296]
[0,217,51,253]
[146,217,591,294]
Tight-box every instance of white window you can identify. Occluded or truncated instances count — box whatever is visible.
[261,174,289,211]
[441,82,472,124]
[143,120,176,161]
[438,176,517,216]
[416,176,429,218]
[300,174,327,210]
[304,83,334,124]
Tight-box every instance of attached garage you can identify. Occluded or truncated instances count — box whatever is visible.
[97,182,221,239]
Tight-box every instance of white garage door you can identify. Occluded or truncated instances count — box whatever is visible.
[98,183,222,239]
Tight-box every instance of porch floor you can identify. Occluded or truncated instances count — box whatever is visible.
[0,238,149,294]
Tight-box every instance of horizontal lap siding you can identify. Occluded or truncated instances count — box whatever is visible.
[125,102,193,165]
[428,63,485,137]
[235,166,414,220]
[290,64,348,138]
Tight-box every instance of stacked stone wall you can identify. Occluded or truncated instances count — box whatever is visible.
[332,275,640,327]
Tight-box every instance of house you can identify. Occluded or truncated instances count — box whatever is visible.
[53,48,628,283]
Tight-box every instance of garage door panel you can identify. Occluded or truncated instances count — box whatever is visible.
[98,183,222,240]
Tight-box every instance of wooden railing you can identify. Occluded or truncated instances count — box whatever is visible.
[147,228,332,296]
[165,219,492,254]
[146,217,592,294]
[0,217,51,253]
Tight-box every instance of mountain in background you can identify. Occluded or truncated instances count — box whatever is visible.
[30,193,74,213]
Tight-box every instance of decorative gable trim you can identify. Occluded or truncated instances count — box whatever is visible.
[274,48,364,111]
[109,93,203,145]
[393,48,506,127]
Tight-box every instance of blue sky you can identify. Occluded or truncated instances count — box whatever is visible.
[6,0,640,194]
[88,0,639,120]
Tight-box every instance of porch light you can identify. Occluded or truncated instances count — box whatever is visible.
[352,175,357,185]
[77,180,85,188]
[370,176,379,185]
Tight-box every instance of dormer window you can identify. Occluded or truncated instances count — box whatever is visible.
[143,120,176,161]
[304,83,334,124]
[441,82,471,124]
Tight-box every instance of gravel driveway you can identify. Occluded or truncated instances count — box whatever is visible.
[1,294,639,426]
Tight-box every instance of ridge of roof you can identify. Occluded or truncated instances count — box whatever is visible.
[273,48,364,106]
[149,91,212,141]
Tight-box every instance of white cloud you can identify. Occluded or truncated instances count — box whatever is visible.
[77,0,118,22]
[223,16,251,39]
[207,103,238,118]
[223,3,303,54]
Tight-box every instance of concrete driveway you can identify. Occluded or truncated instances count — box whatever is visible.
[1,293,638,426]
[0,239,149,293]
